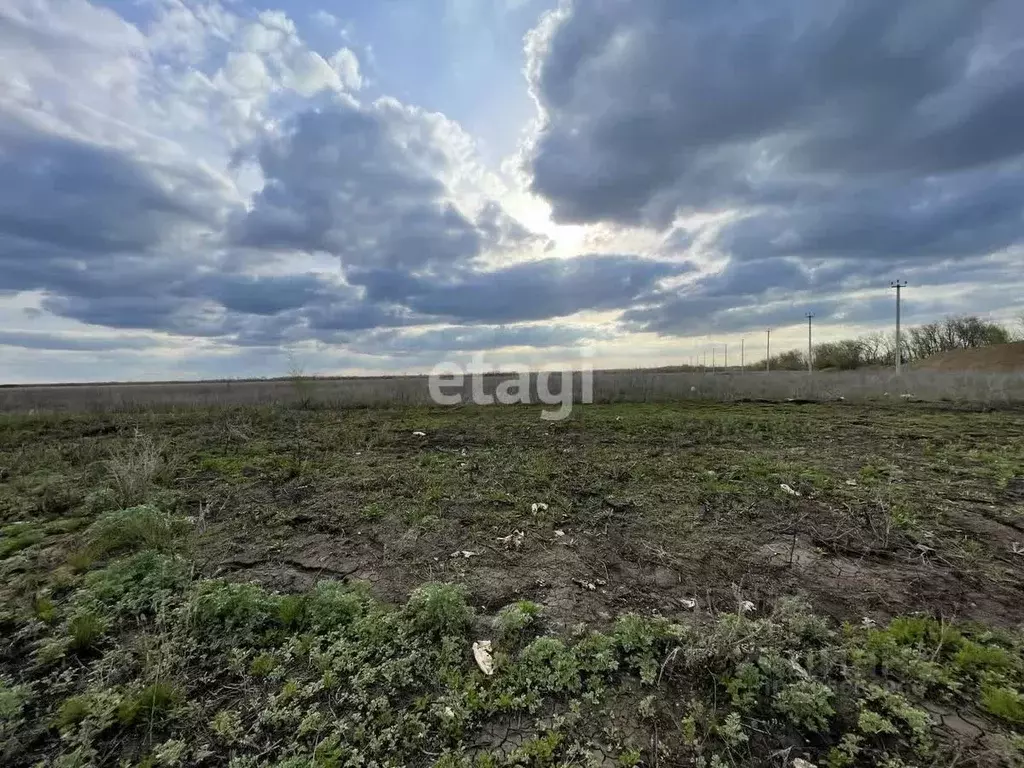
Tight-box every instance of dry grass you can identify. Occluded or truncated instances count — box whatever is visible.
[2,369,1024,413]
[105,430,166,508]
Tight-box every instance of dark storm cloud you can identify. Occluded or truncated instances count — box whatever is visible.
[528,0,1024,226]
[718,170,1024,264]
[0,126,228,260]
[525,0,1024,338]
[352,254,685,324]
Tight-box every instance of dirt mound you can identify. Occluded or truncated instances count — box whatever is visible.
[913,341,1024,372]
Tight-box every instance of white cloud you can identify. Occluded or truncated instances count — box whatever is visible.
[328,48,362,90]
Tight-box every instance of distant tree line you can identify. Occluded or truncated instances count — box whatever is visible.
[752,314,1021,372]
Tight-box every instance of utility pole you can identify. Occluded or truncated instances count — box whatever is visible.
[741,338,745,372]
[806,313,815,373]
[712,347,716,374]
[890,280,907,373]
[766,329,771,372]
[703,350,707,372]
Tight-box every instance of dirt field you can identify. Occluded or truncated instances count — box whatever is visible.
[2,402,1023,766]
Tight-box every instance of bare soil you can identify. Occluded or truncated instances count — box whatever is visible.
[138,402,1024,631]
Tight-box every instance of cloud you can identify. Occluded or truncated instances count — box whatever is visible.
[355,255,684,323]
[526,0,1024,227]
[2,0,1021,384]
[521,0,1024,340]
[233,100,489,271]
[0,330,169,352]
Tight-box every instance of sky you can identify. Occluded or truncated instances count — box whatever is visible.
[1,0,1022,383]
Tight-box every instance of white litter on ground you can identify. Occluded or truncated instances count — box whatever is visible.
[739,600,755,613]
[497,530,525,550]
[554,529,566,537]
[793,759,817,768]
[780,483,801,496]
[412,431,426,437]
[531,502,549,514]
[680,598,697,610]
[449,550,479,559]
[845,479,858,486]
[472,640,494,676]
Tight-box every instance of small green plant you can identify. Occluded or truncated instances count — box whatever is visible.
[404,583,472,639]
[210,709,243,742]
[56,696,92,729]
[303,580,370,631]
[67,612,106,651]
[858,709,898,735]
[249,653,278,677]
[774,679,835,733]
[715,711,749,747]
[953,640,1013,675]
[189,580,281,636]
[0,680,29,720]
[494,600,543,645]
[80,505,188,564]
[117,682,181,726]
[982,685,1024,724]
[0,525,44,559]
[34,593,56,623]
[78,550,189,619]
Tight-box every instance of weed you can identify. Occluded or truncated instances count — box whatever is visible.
[404,583,472,639]
[35,476,83,516]
[34,594,56,623]
[67,612,106,651]
[953,640,1014,675]
[78,550,189,618]
[117,682,181,726]
[0,528,43,559]
[773,680,835,733]
[210,709,243,742]
[715,711,749,748]
[494,600,543,646]
[250,653,278,677]
[80,505,188,563]
[982,685,1024,724]
[105,431,166,508]
[0,681,29,720]
[56,696,92,729]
